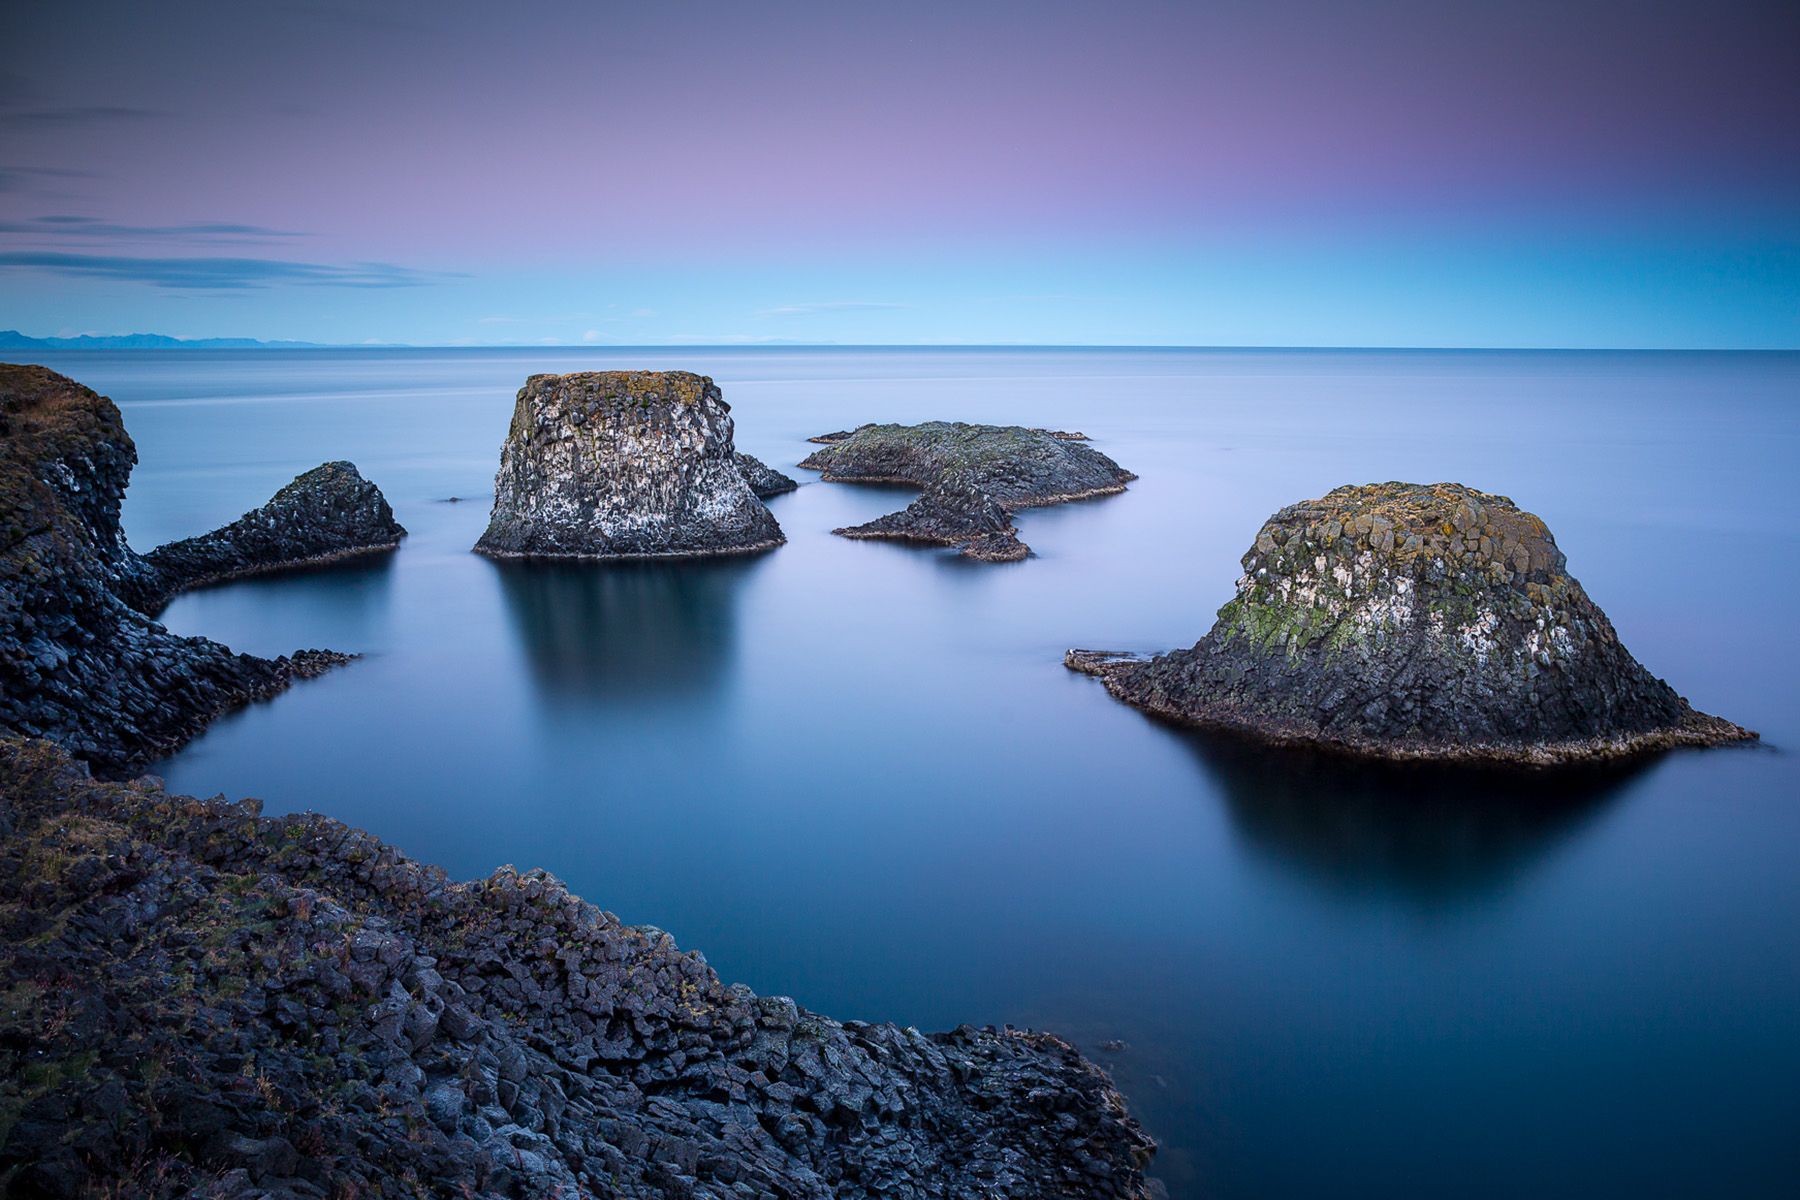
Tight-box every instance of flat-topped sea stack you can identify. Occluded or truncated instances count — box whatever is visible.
[1069,482,1755,765]
[798,421,1135,562]
[474,371,784,560]
[137,460,405,612]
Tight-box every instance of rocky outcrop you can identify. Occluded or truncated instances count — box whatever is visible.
[797,422,1135,561]
[133,461,405,613]
[0,364,351,776]
[0,735,1156,1199]
[474,372,784,560]
[735,451,798,499]
[1069,481,1755,765]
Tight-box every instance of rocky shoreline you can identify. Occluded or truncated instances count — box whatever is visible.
[0,737,1155,1198]
[1069,482,1756,765]
[797,421,1135,562]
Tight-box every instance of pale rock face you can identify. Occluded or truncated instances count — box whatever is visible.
[474,371,784,559]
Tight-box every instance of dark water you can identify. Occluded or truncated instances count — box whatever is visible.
[22,347,1799,1198]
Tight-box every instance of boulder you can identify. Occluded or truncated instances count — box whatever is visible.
[1069,481,1755,765]
[474,371,783,560]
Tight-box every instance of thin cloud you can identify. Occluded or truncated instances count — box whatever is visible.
[0,215,306,241]
[0,167,99,194]
[0,252,446,290]
[0,105,165,128]
[755,301,909,318]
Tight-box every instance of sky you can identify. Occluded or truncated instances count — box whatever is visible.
[1,0,1796,348]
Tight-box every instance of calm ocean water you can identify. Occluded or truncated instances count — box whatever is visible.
[22,346,1798,1197]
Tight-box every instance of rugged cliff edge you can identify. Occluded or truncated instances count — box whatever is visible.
[0,364,348,775]
[1068,481,1754,765]
[0,737,1156,1199]
[474,372,784,560]
[798,422,1135,562]
[136,461,405,613]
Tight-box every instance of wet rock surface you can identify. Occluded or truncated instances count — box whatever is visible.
[0,364,350,776]
[475,371,784,560]
[797,422,1135,561]
[1069,481,1754,764]
[735,451,798,499]
[136,461,405,613]
[0,735,1156,1199]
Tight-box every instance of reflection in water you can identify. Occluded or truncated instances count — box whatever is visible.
[1170,723,1651,904]
[491,556,763,701]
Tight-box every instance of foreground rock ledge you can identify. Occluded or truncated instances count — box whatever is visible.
[0,736,1155,1199]
[1068,482,1755,765]
[0,364,352,776]
[474,371,784,560]
[135,460,406,613]
[798,421,1135,562]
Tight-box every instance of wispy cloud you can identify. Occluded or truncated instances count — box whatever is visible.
[754,300,909,318]
[0,105,165,128]
[0,252,446,290]
[0,215,305,241]
[0,167,97,195]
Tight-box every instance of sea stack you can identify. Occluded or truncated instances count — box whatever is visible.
[1068,482,1755,765]
[474,371,784,559]
[136,460,405,612]
[797,421,1135,561]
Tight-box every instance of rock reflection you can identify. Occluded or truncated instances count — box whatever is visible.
[1170,723,1652,904]
[491,556,762,702]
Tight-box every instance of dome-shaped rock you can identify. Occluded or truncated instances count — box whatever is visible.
[1068,482,1755,765]
[474,371,783,559]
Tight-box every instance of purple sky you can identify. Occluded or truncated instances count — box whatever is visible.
[2,1,1796,346]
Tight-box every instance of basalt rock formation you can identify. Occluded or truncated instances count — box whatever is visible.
[0,364,348,775]
[735,451,798,499]
[474,372,784,560]
[797,422,1135,562]
[1068,481,1754,765]
[0,735,1156,1199]
[135,461,405,613]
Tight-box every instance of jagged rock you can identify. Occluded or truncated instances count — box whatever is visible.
[133,461,405,612]
[797,421,1135,561]
[1069,481,1756,765]
[474,371,784,560]
[0,735,1156,1199]
[736,451,798,498]
[0,364,350,776]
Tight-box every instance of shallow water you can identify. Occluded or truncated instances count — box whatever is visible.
[22,346,1799,1197]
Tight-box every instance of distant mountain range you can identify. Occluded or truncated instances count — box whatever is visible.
[0,330,320,350]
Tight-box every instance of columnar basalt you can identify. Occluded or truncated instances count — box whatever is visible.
[136,461,405,612]
[1068,482,1755,765]
[0,735,1156,1199]
[0,364,349,775]
[797,421,1135,561]
[735,451,798,498]
[474,371,784,560]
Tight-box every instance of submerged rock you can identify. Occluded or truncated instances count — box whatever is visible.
[797,421,1135,561]
[736,450,798,498]
[474,371,784,559]
[135,460,405,611]
[1069,481,1755,765]
[0,364,350,776]
[0,734,1157,1198]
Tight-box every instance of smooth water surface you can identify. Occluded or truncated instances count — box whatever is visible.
[23,347,1799,1197]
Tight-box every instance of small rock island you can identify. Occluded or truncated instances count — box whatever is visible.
[135,460,405,612]
[474,371,784,560]
[1068,481,1755,765]
[798,421,1136,561]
